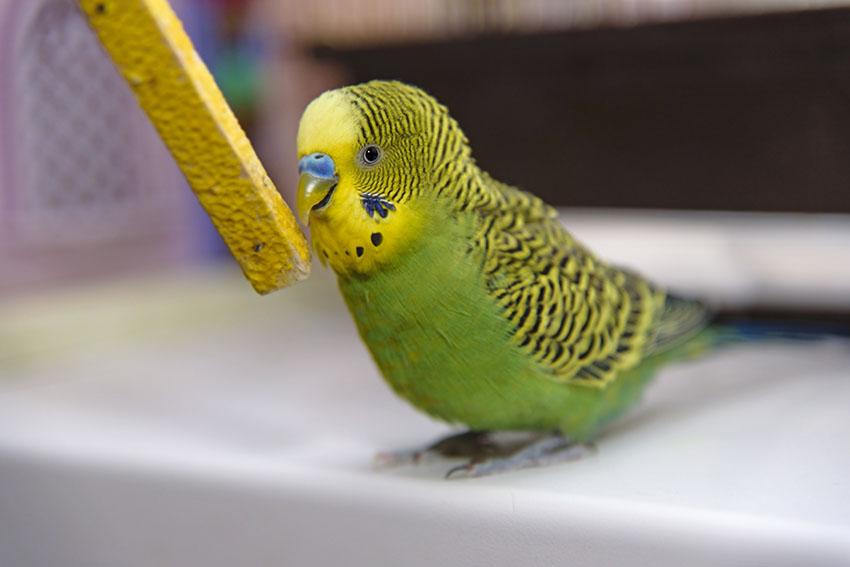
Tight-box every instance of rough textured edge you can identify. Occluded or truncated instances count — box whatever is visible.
[76,0,310,294]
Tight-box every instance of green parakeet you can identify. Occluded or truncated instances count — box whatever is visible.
[295,80,714,477]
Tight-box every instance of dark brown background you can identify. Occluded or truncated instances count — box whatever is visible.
[315,7,850,213]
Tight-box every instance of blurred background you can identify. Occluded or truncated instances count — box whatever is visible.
[2,2,850,565]
[1,0,849,311]
[0,0,850,304]
[1,0,849,421]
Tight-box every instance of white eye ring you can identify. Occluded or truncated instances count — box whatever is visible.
[360,145,382,165]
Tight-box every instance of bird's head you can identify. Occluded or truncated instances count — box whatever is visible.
[296,80,470,275]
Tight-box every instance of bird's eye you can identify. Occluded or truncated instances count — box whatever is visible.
[361,145,382,165]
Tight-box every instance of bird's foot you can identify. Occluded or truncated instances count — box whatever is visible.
[445,433,595,479]
[375,431,595,478]
[374,430,500,469]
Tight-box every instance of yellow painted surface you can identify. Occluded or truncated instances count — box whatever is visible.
[76,0,310,294]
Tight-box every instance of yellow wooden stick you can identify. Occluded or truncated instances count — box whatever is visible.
[76,0,310,294]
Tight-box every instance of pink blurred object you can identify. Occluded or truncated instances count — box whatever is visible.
[0,0,204,295]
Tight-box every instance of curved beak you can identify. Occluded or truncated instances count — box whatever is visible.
[296,153,338,225]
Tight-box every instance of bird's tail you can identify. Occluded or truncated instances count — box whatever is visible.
[669,316,850,362]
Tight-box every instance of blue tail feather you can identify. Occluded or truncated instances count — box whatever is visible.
[710,318,850,345]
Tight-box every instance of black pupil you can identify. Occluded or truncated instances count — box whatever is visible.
[364,146,379,163]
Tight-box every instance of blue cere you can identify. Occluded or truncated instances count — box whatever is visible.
[361,193,397,218]
[299,152,336,178]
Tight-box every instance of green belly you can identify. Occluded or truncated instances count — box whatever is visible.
[337,221,662,441]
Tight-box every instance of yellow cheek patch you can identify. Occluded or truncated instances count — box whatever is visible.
[309,186,426,277]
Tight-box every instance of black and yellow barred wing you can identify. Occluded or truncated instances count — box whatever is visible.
[469,180,708,388]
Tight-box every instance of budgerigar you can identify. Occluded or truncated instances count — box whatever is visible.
[295,80,714,477]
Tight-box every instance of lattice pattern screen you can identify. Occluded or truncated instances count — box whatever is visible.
[0,0,198,291]
[11,0,157,239]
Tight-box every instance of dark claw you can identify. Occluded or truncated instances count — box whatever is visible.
[445,458,486,479]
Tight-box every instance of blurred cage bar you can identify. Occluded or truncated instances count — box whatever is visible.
[257,0,850,213]
[0,0,209,295]
[267,0,850,46]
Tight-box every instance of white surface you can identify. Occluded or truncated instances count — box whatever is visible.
[1,210,849,566]
[562,209,850,310]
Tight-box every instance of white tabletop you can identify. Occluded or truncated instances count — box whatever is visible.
[1,210,849,566]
